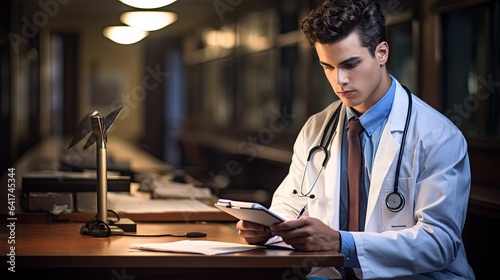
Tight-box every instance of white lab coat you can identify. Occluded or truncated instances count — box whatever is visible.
[270,79,475,279]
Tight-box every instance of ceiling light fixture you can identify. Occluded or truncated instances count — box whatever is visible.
[118,0,177,9]
[120,11,178,31]
[103,26,149,45]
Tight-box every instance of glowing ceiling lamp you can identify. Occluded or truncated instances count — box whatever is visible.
[120,11,178,31]
[103,26,149,45]
[118,0,177,9]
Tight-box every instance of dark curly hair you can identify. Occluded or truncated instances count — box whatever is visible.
[300,0,385,56]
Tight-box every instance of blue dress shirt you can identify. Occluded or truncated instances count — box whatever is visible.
[339,75,396,268]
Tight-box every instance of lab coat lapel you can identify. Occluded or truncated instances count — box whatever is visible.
[322,104,346,228]
[365,82,410,230]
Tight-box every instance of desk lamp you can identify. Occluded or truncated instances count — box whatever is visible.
[67,106,128,236]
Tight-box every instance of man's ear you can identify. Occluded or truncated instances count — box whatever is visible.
[376,41,389,65]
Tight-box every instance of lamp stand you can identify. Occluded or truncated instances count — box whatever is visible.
[80,115,124,236]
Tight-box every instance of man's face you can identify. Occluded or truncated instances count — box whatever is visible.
[314,31,389,114]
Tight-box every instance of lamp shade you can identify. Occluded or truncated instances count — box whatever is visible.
[103,26,149,45]
[118,0,176,9]
[120,11,177,31]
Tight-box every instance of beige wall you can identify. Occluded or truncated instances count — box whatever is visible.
[40,17,146,142]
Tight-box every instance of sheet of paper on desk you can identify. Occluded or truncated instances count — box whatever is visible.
[107,192,218,213]
[130,240,265,255]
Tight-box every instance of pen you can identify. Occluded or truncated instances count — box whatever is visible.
[296,204,307,219]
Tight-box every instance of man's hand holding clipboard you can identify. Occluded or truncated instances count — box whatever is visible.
[214,199,285,227]
[220,199,297,250]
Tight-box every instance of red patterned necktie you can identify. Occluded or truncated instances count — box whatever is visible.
[347,118,364,232]
[345,118,364,280]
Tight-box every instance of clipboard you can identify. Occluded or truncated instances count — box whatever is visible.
[214,199,285,226]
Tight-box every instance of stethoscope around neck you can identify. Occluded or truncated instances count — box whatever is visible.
[292,85,413,212]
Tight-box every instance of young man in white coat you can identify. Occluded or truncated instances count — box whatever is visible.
[236,0,475,279]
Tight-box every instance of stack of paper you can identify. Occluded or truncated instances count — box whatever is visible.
[151,179,212,200]
[106,192,218,213]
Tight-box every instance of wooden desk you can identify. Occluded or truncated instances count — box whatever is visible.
[2,222,343,279]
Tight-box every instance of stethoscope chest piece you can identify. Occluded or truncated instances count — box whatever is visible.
[385,192,405,212]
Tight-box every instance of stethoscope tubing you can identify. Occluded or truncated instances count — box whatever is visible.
[295,85,413,212]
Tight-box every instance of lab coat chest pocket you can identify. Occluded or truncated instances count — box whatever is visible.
[379,177,415,231]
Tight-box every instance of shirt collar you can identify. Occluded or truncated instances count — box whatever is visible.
[346,75,396,136]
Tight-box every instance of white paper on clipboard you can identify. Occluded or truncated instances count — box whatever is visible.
[214,199,285,226]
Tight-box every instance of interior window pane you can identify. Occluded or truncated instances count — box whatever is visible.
[441,4,499,139]
[386,21,417,93]
[236,49,279,130]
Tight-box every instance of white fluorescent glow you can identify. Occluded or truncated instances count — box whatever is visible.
[120,11,178,31]
[118,0,177,9]
[103,26,149,45]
